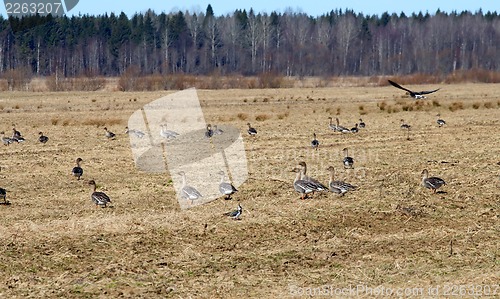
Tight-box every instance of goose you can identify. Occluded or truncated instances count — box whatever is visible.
[178,171,203,204]
[1,132,13,146]
[0,186,5,203]
[326,166,357,195]
[72,158,84,180]
[342,148,354,169]
[247,123,257,136]
[350,123,359,133]
[38,132,49,143]
[359,118,366,128]
[11,128,24,143]
[213,125,224,135]
[160,124,179,139]
[291,167,317,200]
[125,127,145,138]
[421,169,446,193]
[218,170,238,200]
[311,133,319,150]
[12,127,22,139]
[328,117,338,131]
[436,114,446,127]
[0,167,6,203]
[88,180,111,207]
[388,80,440,99]
[205,124,214,138]
[104,127,115,139]
[400,119,411,129]
[224,204,242,220]
[335,118,351,133]
[297,162,328,192]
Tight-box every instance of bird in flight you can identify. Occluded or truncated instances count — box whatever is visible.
[388,80,440,99]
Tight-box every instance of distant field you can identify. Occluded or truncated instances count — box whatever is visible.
[0,83,498,298]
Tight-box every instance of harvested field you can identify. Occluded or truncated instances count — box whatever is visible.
[0,83,498,298]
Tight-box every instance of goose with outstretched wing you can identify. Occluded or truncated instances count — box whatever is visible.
[388,80,440,99]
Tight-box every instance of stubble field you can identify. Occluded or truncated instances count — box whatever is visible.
[0,82,499,298]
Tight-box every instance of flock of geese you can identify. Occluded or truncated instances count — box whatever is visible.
[1,80,451,217]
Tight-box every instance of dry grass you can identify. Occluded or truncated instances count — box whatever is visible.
[0,84,498,298]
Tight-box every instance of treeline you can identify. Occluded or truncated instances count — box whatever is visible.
[0,5,499,80]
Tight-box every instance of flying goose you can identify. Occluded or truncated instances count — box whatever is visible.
[297,162,328,192]
[291,167,317,200]
[125,127,145,138]
[218,170,238,200]
[38,132,49,143]
[72,158,84,180]
[311,133,319,150]
[421,169,446,193]
[224,204,242,220]
[342,148,354,169]
[326,166,357,195]
[88,180,112,207]
[388,80,440,99]
[160,124,179,139]
[104,127,115,139]
[178,171,203,204]
[247,123,257,136]
[436,114,446,127]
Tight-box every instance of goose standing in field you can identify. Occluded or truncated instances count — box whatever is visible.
[342,148,354,169]
[160,124,179,139]
[0,167,6,204]
[247,123,257,136]
[388,79,440,99]
[291,167,317,200]
[178,171,203,204]
[0,185,6,204]
[104,127,116,139]
[204,124,214,138]
[328,117,338,131]
[1,132,13,146]
[335,118,351,133]
[125,127,145,138]
[224,204,242,220]
[213,125,224,135]
[11,128,24,143]
[400,119,411,129]
[436,114,446,127]
[218,170,238,200]
[421,169,446,193]
[311,133,319,150]
[359,118,366,128]
[298,162,328,192]
[72,158,84,180]
[326,166,357,196]
[38,132,49,144]
[88,180,112,207]
[12,127,22,139]
[350,123,359,133]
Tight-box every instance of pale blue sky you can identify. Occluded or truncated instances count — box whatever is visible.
[1,0,498,17]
